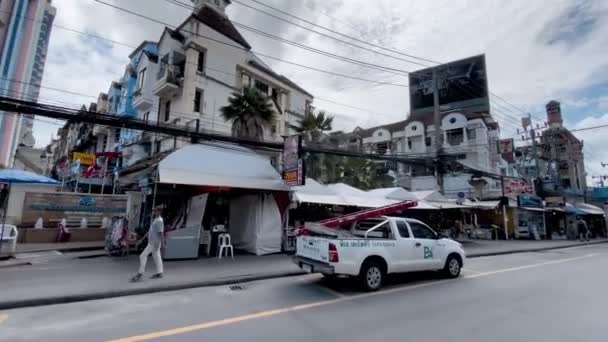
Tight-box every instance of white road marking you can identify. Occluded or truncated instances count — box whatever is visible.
[109,252,596,342]
[464,254,594,279]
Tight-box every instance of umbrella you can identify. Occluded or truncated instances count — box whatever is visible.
[0,169,58,255]
[0,169,59,184]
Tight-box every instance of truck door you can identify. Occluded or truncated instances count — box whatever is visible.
[408,220,443,270]
[394,219,418,272]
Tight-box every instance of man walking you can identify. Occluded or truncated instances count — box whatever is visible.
[131,207,164,282]
[577,216,589,242]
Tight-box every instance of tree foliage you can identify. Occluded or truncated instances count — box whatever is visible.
[220,88,276,141]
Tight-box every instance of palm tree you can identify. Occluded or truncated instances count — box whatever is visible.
[297,110,334,181]
[220,88,276,141]
[297,110,334,145]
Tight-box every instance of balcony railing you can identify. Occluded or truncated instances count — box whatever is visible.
[153,64,183,97]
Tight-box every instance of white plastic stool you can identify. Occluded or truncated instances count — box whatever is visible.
[217,233,233,259]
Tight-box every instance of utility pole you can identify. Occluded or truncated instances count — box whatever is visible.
[432,68,444,194]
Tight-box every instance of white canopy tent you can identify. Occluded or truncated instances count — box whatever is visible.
[327,183,398,208]
[292,178,351,206]
[158,144,288,256]
[367,187,439,210]
[158,144,289,191]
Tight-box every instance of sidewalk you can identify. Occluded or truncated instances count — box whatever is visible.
[463,239,608,257]
[15,241,105,254]
[0,239,606,310]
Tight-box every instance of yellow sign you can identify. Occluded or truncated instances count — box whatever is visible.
[73,152,96,165]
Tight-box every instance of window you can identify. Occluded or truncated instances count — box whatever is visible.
[467,128,477,140]
[255,80,269,95]
[214,0,220,5]
[242,74,251,89]
[411,125,417,131]
[143,112,150,123]
[114,129,121,144]
[409,222,437,240]
[446,128,464,146]
[425,136,432,146]
[449,117,457,124]
[271,125,277,135]
[354,219,392,239]
[155,140,161,153]
[377,132,383,137]
[164,101,171,122]
[137,68,146,89]
[194,89,202,113]
[376,142,388,155]
[102,135,108,151]
[407,138,412,150]
[396,220,410,238]
[197,51,205,73]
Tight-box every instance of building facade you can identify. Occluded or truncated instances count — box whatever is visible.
[118,0,312,172]
[0,0,56,167]
[329,109,505,199]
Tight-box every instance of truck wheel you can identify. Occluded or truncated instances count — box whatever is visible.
[359,261,384,291]
[443,254,462,278]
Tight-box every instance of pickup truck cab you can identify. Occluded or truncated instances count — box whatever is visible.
[294,216,465,291]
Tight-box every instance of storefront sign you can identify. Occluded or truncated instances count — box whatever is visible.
[73,152,96,166]
[503,179,534,196]
[518,195,543,208]
[282,135,304,186]
[21,192,127,227]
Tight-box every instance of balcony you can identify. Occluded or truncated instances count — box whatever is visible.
[153,62,184,98]
[132,87,153,111]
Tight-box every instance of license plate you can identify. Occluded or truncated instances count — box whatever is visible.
[302,263,313,273]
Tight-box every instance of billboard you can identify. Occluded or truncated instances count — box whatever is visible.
[409,54,489,115]
[497,138,515,163]
[72,152,96,166]
[282,135,304,187]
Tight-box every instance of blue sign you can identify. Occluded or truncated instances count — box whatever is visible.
[518,195,543,208]
[592,187,608,201]
[79,196,96,207]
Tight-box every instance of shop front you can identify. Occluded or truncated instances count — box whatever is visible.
[152,144,290,259]
[516,195,546,240]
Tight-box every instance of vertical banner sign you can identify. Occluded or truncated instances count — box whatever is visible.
[282,135,304,186]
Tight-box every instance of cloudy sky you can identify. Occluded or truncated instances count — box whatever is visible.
[34,0,608,183]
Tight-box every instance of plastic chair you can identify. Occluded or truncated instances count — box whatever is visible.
[217,233,233,259]
[0,224,18,257]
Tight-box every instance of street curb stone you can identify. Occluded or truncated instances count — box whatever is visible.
[0,270,306,310]
[466,240,608,258]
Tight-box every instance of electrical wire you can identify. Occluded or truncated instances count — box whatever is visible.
[230,0,544,121]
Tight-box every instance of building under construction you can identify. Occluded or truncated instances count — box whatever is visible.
[539,100,586,198]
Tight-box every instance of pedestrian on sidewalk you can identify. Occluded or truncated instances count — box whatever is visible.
[131,207,165,282]
[577,216,589,242]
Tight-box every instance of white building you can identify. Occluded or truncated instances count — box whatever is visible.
[330,110,507,199]
[123,0,312,168]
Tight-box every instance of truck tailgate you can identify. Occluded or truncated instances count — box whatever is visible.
[296,236,330,263]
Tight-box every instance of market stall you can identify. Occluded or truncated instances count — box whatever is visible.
[156,143,290,258]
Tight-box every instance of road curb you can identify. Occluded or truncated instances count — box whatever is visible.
[0,270,307,310]
[0,260,31,269]
[467,240,608,258]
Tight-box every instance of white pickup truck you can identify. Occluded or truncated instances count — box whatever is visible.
[293,216,466,291]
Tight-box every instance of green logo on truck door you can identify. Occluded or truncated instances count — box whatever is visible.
[424,246,433,259]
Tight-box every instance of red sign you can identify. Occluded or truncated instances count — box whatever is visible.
[503,179,534,196]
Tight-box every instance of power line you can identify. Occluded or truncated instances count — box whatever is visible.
[92,0,408,87]
[232,0,542,120]
[163,0,525,129]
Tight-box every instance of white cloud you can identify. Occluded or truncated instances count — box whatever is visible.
[32,0,608,180]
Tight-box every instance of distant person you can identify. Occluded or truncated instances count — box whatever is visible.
[131,207,164,282]
[577,216,589,242]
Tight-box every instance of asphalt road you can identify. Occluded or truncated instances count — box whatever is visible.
[1,244,606,342]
